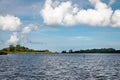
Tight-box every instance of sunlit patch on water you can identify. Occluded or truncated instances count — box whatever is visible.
[0,54,120,80]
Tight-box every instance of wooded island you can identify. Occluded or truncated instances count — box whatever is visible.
[0,44,55,55]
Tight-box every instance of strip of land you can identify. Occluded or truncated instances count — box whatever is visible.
[0,44,120,55]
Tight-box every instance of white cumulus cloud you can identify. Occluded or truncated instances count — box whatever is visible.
[0,15,21,31]
[111,10,120,27]
[40,0,120,27]
[7,32,19,44]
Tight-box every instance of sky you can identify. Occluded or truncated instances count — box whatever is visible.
[0,0,120,52]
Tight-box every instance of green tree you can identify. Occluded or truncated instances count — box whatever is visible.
[61,50,67,53]
[69,49,73,53]
[9,45,15,52]
[16,44,21,51]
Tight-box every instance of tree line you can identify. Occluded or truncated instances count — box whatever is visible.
[61,48,120,53]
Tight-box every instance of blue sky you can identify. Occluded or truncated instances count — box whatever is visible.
[0,0,120,52]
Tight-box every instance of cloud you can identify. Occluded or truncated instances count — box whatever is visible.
[22,24,40,34]
[25,38,45,44]
[41,0,120,27]
[7,32,19,44]
[0,14,42,45]
[0,14,21,44]
[109,0,115,6]
[21,24,40,44]
[71,36,92,40]
[0,15,21,31]
[111,10,120,27]
[0,0,44,17]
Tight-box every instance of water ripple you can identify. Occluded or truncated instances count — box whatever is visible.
[0,54,120,80]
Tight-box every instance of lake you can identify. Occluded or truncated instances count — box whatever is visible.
[0,54,120,80]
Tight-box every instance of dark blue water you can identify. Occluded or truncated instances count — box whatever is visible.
[0,54,120,80]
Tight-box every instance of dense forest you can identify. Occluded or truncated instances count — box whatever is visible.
[61,48,120,53]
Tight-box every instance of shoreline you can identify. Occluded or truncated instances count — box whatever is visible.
[1,52,120,55]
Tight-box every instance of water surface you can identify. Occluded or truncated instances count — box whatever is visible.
[0,53,120,80]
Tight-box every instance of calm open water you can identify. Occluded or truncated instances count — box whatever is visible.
[0,54,120,80]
